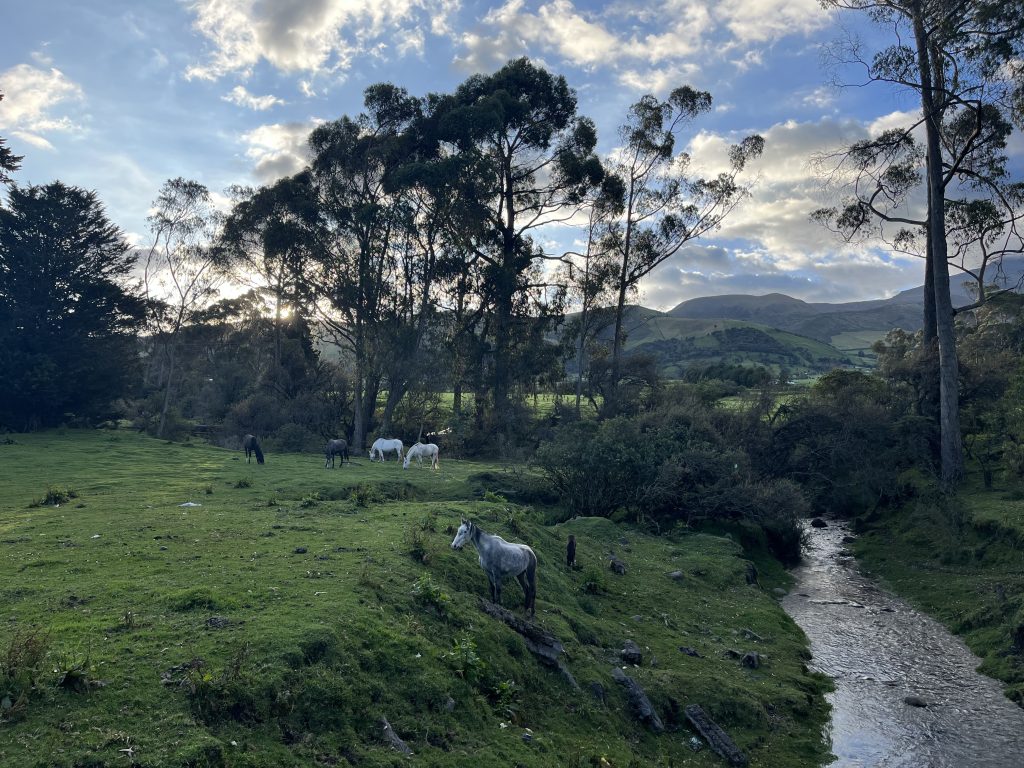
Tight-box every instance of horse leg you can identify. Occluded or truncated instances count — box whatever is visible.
[516,572,529,613]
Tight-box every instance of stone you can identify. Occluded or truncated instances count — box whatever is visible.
[669,570,684,581]
[810,518,828,528]
[294,547,307,554]
[744,562,759,586]
[588,681,606,704]
[679,646,702,658]
[685,704,747,766]
[903,696,928,708]
[379,716,413,755]
[609,557,627,575]
[740,652,761,669]
[621,639,643,665]
[772,587,787,597]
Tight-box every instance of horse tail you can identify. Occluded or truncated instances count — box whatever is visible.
[254,441,265,464]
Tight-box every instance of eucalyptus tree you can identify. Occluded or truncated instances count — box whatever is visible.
[141,178,226,438]
[425,58,604,435]
[602,87,764,414]
[219,172,320,393]
[815,0,1024,485]
[0,182,144,429]
[306,84,423,451]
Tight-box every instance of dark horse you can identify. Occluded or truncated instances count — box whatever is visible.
[242,434,264,464]
[324,438,349,468]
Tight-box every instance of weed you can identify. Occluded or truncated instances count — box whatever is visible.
[185,643,265,725]
[580,566,609,595]
[412,574,450,613]
[28,486,78,508]
[1,629,49,721]
[444,635,485,681]
[419,512,438,532]
[53,650,101,693]
[483,490,508,504]
[349,483,384,507]
[122,610,136,630]
[405,526,430,564]
[204,484,214,495]
[299,491,322,508]
[489,679,521,723]
[234,478,252,489]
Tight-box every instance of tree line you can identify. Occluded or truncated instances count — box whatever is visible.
[2,4,1024,498]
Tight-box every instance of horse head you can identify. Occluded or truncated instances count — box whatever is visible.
[451,519,472,550]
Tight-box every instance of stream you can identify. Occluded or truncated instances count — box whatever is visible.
[781,521,1024,767]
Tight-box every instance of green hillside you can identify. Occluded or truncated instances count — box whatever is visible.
[0,431,831,767]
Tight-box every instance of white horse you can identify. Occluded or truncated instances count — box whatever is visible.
[369,437,404,462]
[403,442,439,470]
[451,519,537,617]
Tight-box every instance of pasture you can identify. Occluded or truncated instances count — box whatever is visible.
[1,431,830,767]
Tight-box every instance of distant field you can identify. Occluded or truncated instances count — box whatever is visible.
[0,431,831,768]
[829,330,888,352]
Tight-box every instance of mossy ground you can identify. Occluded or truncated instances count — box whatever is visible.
[854,476,1024,706]
[1,431,831,767]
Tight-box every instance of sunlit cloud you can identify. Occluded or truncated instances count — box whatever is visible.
[185,0,458,80]
[240,120,321,182]
[223,85,286,111]
[0,63,84,150]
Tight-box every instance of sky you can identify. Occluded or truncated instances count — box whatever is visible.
[2,0,1020,309]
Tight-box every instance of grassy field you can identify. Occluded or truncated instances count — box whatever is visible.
[854,476,1024,706]
[1,431,831,767]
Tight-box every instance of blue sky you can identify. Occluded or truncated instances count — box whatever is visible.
[3,0,1015,308]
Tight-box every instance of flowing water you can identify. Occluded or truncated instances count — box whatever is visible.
[782,522,1024,768]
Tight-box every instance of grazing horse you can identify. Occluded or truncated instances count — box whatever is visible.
[403,442,439,470]
[369,437,404,462]
[242,434,264,464]
[324,438,349,468]
[451,519,537,617]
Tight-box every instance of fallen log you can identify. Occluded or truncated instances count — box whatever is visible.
[611,667,664,733]
[684,704,747,766]
[479,599,579,689]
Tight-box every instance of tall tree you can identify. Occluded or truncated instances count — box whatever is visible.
[602,87,763,414]
[220,172,320,393]
[426,58,604,436]
[817,0,1024,485]
[307,84,422,451]
[0,182,144,429]
[141,178,225,438]
[0,93,23,187]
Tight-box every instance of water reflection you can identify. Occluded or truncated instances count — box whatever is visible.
[782,522,1024,767]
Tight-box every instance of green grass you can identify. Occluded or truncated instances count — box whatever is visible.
[0,430,831,767]
[854,476,1024,706]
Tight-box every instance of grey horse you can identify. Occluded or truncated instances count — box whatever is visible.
[324,439,349,468]
[242,434,264,464]
[451,518,537,617]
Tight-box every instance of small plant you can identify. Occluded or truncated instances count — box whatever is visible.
[349,483,383,507]
[122,610,136,630]
[419,512,438,532]
[483,490,508,504]
[405,527,430,564]
[412,574,450,613]
[299,492,322,508]
[580,566,609,595]
[234,478,252,489]
[266,497,280,507]
[444,635,485,680]
[28,486,78,508]
[1,629,49,722]
[490,679,521,723]
[53,650,101,694]
[204,484,214,495]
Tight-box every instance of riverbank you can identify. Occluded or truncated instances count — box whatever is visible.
[852,481,1024,707]
[1,430,831,767]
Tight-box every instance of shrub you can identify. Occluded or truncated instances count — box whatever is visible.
[28,486,78,508]
[1,630,49,721]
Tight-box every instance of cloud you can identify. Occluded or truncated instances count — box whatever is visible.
[185,0,457,80]
[627,115,930,305]
[223,85,286,110]
[454,0,830,90]
[0,63,84,149]
[241,120,322,182]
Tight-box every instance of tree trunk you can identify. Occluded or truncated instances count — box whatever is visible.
[156,340,178,439]
[913,3,963,487]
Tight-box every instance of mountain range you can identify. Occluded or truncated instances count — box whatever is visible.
[606,260,1024,378]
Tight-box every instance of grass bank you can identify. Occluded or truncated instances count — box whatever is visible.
[853,477,1024,705]
[1,430,830,767]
